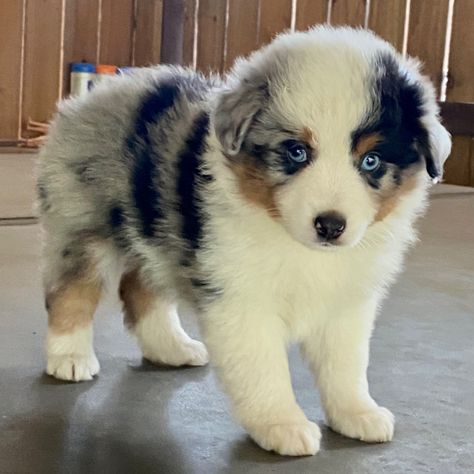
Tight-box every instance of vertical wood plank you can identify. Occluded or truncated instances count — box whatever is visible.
[368,0,407,51]
[134,0,164,66]
[225,0,259,69]
[182,0,196,66]
[444,1,474,187]
[443,136,471,186]
[0,0,24,139]
[446,0,474,102]
[258,0,292,46]
[196,0,226,73]
[99,0,135,66]
[22,0,63,134]
[161,0,186,65]
[406,0,449,96]
[471,139,474,187]
[330,0,367,27]
[63,0,100,64]
[295,0,328,31]
[445,0,474,186]
[62,0,100,96]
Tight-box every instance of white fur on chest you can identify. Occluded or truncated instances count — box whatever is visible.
[202,202,412,341]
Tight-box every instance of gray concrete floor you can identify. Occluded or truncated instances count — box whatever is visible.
[0,153,37,220]
[1,185,473,473]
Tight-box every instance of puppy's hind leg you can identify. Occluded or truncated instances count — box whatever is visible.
[45,257,102,382]
[119,270,209,367]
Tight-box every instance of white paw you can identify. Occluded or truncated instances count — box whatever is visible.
[144,339,209,367]
[46,352,100,382]
[328,406,394,443]
[248,420,321,456]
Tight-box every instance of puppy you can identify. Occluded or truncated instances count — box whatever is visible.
[38,26,451,456]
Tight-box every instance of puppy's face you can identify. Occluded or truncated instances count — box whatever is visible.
[215,28,451,250]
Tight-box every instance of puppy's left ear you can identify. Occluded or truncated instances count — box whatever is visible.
[422,118,452,182]
[213,79,267,156]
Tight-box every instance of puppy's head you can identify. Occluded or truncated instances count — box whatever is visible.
[214,27,451,250]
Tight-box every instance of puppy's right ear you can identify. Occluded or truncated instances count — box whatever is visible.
[214,80,267,156]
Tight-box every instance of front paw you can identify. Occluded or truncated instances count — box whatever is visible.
[46,352,100,382]
[327,406,394,443]
[247,420,321,456]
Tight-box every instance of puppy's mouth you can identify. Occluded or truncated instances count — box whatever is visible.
[312,232,365,250]
[315,242,341,251]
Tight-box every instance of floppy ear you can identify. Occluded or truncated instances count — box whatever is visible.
[422,118,452,182]
[213,80,267,156]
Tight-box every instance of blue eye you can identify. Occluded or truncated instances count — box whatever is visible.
[361,153,381,172]
[286,143,307,163]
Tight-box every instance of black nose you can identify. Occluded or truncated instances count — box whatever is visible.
[314,212,346,241]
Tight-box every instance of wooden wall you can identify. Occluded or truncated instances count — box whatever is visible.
[1,0,473,186]
[0,0,164,141]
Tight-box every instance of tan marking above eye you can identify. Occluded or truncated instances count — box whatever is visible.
[298,126,317,149]
[354,133,383,160]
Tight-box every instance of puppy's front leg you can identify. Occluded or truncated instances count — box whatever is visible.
[302,299,394,443]
[204,298,320,456]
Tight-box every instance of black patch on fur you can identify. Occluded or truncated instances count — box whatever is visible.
[131,150,163,238]
[109,206,124,229]
[191,277,223,300]
[62,248,72,258]
[177,112,211,249]
[353,53,434,186]
[133,82,179,139]
[251,144,266,159]
[244,135,313,181]
[37,184,48,201]
[72,163,95,184]
[129,81,180,237]
[37,183,51,212]
[179,257,192,267]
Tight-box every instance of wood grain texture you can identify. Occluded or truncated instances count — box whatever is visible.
[0,0,24,139]
[406,0,449,96]
[196,0,226,73]
[225,0,259,69]
[471,142,474,187]
[22,0,63,134]
[63,0,100,64]
[99,0,135,66]
[182,0,197,66]
[161,0,187,65]
[134,0,164,66]
[295,0,328,30]
[330,0,367,27]
[446,0,474,102]
[444,136,472,186]
[440,102,474,136]
[258,0,293,46]
[368,0,407,51]
[63,0,100,97]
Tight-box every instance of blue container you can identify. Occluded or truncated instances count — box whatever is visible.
[70,63,96,96]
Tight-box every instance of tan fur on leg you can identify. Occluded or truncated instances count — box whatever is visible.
[45,271,102,382]
[47,277,102,334]
[119,268,209,366]
[119,269,154,329]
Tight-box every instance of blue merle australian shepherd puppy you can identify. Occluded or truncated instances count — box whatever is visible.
[38,27,451,456]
